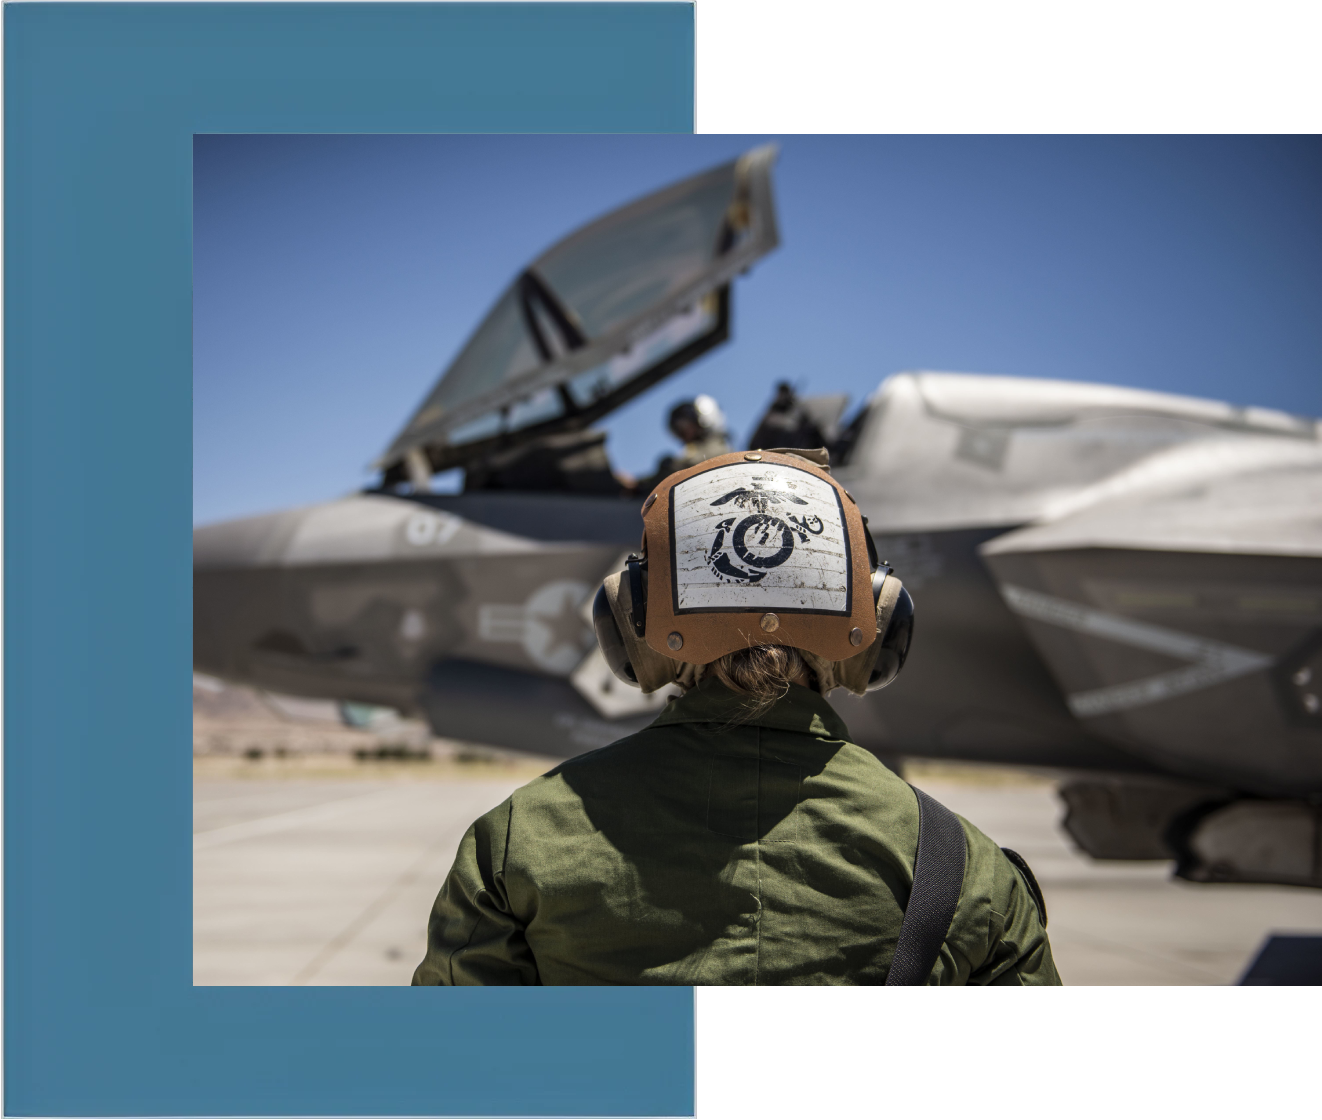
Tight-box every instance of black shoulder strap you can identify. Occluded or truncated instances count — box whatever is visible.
[885,786,967,986]
[999,847,1048,928]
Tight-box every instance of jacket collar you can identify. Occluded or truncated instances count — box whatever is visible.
[649,676,854,742]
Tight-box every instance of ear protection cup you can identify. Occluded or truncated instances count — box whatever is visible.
[593,584,637,684]
[870,565,888,604]
[593,570,682,693]
[858,525,915,690]
[825,558,916,694]
[625,554,647,637]
[592,555,647,687]
[866,584,914,691]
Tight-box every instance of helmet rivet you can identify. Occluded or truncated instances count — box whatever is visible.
[744,452,762,461]
[849,627,864,646]
[760,613,780,633]
[641,494,656,515]
[667,632,684,651]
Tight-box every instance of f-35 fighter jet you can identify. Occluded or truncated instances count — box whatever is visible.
[195,146,1322,890]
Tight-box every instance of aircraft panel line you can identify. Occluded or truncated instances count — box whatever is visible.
[1001,584,1274,717]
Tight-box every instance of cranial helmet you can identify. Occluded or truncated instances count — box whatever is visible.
[592,448,914,696]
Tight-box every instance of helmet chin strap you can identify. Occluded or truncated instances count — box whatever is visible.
[672,661,707,691]
[799,651,840,694]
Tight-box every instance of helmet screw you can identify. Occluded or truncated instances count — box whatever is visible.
[641,494,657,515]
[667,632,684,651]
[760,613,780,633]
[849,627,864,646]
[744,452,763,461]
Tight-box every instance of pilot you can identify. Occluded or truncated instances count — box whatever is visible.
[632,394,732,493]
[412,448,1059,985]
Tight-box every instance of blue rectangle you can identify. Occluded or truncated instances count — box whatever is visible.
[4,4,694,1115]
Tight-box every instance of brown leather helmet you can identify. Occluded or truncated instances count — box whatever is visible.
[592,449,914,696]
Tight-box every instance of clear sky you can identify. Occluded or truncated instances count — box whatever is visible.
[194,135,1322,525]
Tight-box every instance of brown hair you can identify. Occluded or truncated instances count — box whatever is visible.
[710,645,811,720]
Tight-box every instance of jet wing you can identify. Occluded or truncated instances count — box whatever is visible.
[978,436,1322,795]
[376,145,780,485]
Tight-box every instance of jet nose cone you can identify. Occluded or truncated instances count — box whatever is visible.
[194,508,306,570]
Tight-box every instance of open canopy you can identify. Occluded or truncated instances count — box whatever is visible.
[376,146,780,486]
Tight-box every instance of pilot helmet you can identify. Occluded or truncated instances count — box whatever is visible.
[668,394,727,441]
[592,448,914,696]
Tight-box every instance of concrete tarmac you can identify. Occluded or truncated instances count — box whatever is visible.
[194,764,1322,986]
[194,773,526,985]
[914,778,1322,985]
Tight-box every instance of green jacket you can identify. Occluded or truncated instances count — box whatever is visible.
[413,678,1061,986]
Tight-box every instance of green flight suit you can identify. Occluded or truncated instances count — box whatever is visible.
[413,678,1061,985]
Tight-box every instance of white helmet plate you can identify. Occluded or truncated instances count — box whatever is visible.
[670,462,852,614]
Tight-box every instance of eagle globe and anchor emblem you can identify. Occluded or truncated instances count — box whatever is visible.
[705,476,826,584]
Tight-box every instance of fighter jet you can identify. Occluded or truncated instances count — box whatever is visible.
[194,146,1322,890]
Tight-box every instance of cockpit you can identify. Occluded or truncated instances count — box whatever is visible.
[366,145,875,501]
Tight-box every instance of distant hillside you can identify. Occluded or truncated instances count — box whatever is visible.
[192,676,280,721]
[191,675,553,767]
[193,676,344,724]
[193,675,418,757]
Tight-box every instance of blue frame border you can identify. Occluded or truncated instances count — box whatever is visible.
[5,5,694,1115]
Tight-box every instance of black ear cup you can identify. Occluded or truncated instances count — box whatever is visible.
[867,586,914,692]
[864,557,914,692]
[593,585,638,684]
[862,516,880,571]
[625,554,647,637]
[871,563,892,605]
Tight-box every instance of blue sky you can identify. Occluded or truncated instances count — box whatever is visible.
[194,135,1321,524]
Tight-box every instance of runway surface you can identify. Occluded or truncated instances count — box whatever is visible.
[918,779,1322,984]
[194,766,1322,985]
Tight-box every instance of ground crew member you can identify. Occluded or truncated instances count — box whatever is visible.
[747,381,828,453]
[413,449,1060,985]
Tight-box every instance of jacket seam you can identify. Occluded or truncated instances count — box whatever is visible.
[446,891,489,985]
[498,798,513,877]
